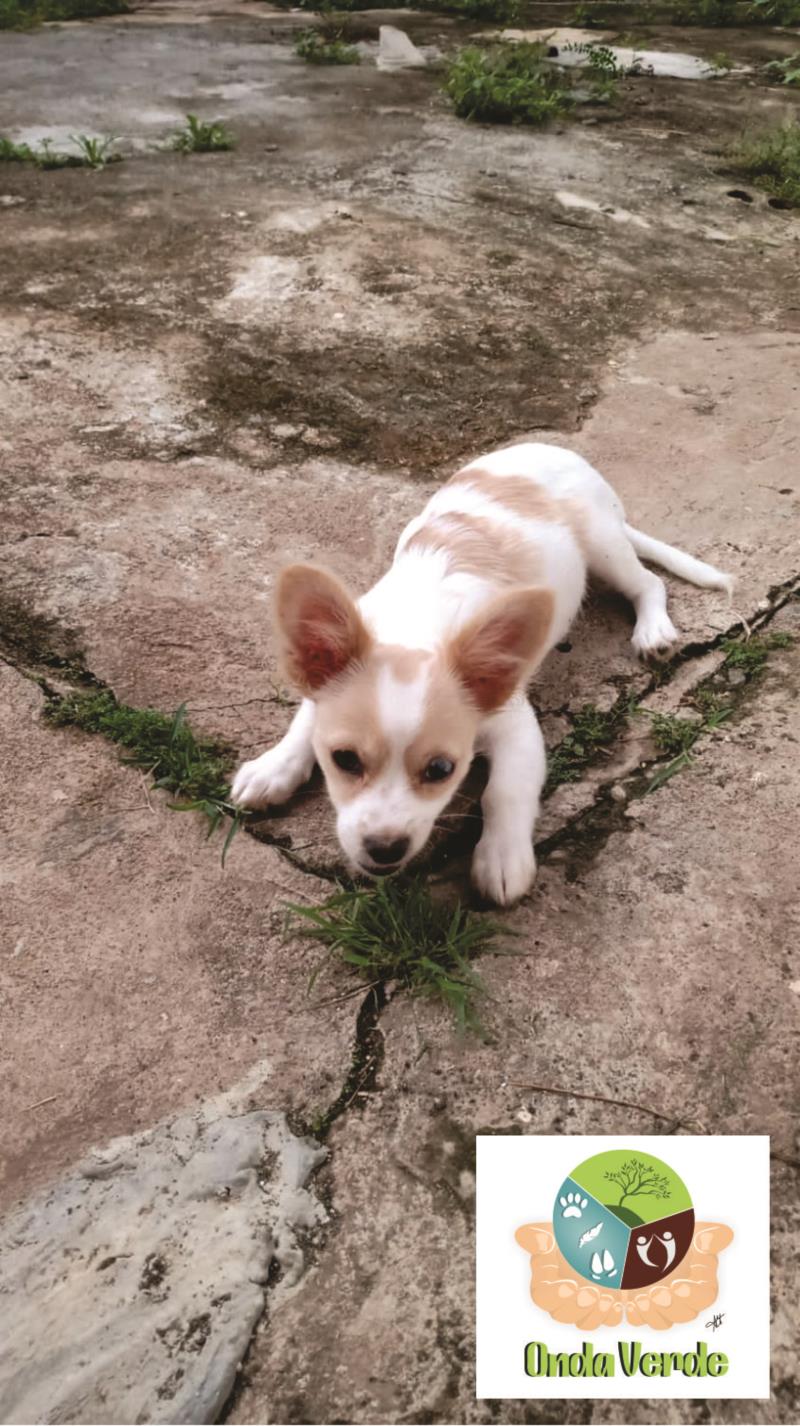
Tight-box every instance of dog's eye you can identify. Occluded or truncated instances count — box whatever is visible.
[423,756,455,784]
[332,748,363,775]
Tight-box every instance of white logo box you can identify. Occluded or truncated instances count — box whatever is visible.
[476,1134,770,1400]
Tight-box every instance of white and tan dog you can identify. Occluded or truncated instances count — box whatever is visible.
[232,443,730,905]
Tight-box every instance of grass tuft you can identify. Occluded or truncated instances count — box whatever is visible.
[288,878,512,1035]
[170,114,236,154]
[295,27,360,63]
[730,121,800,208]
[44,689,244,858]
[445,42,574,126]
[70,133,120,167]
[0,133,120,169]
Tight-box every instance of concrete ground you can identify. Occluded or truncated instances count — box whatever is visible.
[0,2,799,1422]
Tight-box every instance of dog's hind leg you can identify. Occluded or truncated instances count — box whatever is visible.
[583,512,678,658]
[232,697,317,808]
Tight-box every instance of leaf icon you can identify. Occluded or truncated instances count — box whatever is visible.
[578,1220,604,1248]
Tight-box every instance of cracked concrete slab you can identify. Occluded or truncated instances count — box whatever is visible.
[0,1072,326,1426]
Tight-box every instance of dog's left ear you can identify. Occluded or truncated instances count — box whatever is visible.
[447,586,554,712]
[276,564,372,694]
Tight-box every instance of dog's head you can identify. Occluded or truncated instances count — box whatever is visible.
[277,564,553,876]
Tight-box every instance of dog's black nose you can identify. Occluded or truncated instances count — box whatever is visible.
[364,835,410,866]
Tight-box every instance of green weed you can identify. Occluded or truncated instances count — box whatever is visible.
[643,705,732,792]
[70,133,120,167]
[445,43,573,126]
[0,0,127,26]
[170,114,236,154]
[672,0,738,24]
[720,629,793,672]
[545,702,626,793]
[746,0,800,21]
[44,690,243,859]
[709,50,735,69]
[763,52,800,86]
[730,121,800,207]
[0,137,34,162]
[564,40,622,99]
[295,27,360,63]
[570,0,654,23]
[425,0,519,20]
[0,133,119,169]
[288,877,512,1035]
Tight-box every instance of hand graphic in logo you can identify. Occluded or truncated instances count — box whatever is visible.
[514,1221,733,1332]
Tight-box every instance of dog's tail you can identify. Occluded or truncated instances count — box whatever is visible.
[624,523,733,596]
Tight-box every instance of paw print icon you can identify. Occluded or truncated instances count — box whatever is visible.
[559,1191,588,1219]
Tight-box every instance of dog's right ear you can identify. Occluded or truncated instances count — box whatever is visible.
[275,564,371,695]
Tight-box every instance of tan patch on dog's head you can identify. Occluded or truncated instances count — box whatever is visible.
[312,643,480,807]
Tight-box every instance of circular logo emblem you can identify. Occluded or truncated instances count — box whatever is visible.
[553,1149,695,1290]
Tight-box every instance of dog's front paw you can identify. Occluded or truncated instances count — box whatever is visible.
[231,745,314,809]
[471,829,536,906]
[632,611,679,660]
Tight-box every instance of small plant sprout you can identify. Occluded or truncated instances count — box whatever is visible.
[709,51,735,71]
[295,27,360,64]
[0,136,34,162]
[287,877,515,1035]
[69,134,121,168]
[170,114,236,154]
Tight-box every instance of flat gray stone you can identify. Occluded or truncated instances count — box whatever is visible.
[0,1081,326,1425]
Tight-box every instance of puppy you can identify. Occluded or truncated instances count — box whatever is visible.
[232,443,731,905]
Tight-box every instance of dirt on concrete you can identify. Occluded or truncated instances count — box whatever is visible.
[1,2,799,1423]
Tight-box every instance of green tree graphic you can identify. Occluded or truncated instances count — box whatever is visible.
[603,1158,672,1210]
